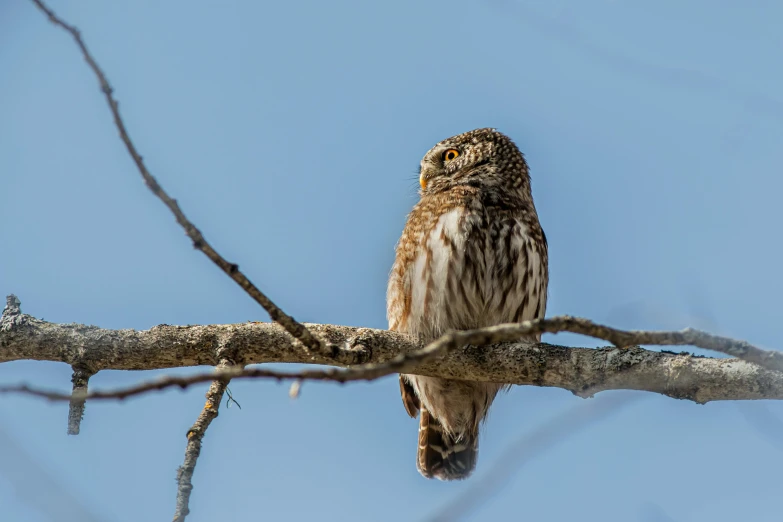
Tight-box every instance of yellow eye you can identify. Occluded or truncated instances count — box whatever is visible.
[443,149,460,162]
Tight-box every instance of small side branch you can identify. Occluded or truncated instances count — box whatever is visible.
[534,316,783,373]
[173,359,234,522]
[67,367,93,435]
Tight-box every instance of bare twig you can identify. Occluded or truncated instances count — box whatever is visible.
[173,359,234,522]
[527,315,783,372]
[28,0,333,358]
[1,294,23,327]
[67,367,93,435]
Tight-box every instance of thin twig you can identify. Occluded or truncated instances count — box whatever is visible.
[28,0,332,357]
[0,363,427,402]
[173,359,234,522]
[530,315,783,372]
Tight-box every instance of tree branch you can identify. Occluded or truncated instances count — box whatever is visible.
[3,295,783,405]
[173,358,235,522]
[67,366,93,435]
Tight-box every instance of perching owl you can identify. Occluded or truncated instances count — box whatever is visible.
[387,128,548,480]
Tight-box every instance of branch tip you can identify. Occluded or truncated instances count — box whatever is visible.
[68,368,93,435]
[173,359,234,521]
[3,294,21,315]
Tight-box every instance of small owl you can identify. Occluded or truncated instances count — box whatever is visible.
[387,128,548,480]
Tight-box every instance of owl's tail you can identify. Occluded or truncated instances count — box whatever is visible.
[417,408,478,481]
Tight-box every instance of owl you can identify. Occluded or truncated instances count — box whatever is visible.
[387,128,548,480]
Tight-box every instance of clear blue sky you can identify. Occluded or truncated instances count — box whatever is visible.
[2,1,783,521]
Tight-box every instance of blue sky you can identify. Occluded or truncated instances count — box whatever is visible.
[2,1,783,521]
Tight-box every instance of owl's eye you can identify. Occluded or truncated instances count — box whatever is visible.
[442,149,460,162]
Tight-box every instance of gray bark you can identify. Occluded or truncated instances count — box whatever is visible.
[2,301,781,404]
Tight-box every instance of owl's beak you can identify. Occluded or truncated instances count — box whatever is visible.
[419,164,435,190]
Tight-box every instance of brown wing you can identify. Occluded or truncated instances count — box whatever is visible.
[387,217,420,415]
[389,249,418,417]
[387,246,413,333]
[504,219,549,328]
[399,375,420,418]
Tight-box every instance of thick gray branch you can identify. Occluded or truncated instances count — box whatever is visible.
[2,301,782,404]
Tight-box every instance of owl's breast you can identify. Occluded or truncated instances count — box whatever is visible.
[404,207,481,340]
[389,205,547,342]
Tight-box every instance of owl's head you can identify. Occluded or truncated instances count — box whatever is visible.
[418,128,531,197]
